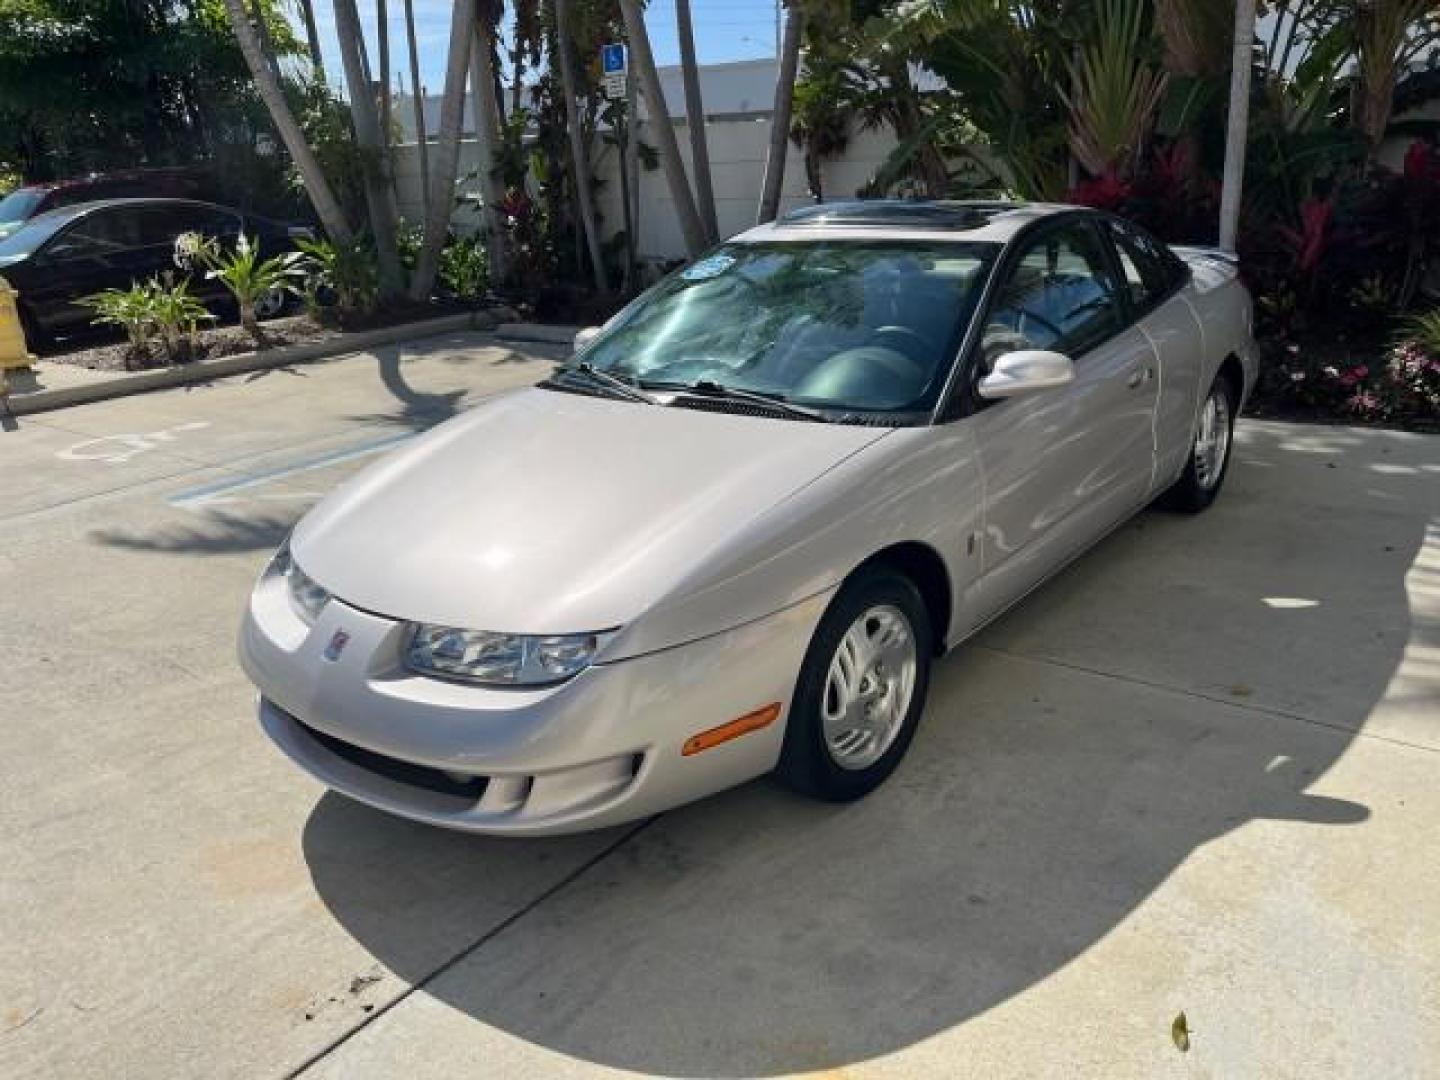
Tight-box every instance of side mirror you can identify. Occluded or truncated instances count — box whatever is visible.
[573,325,602,353]
[977,349,1075,400]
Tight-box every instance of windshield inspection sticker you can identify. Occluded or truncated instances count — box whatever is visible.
[681,254,736,281]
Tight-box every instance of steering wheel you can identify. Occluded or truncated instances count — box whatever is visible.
[1014,308,1064,346]
[869,325,935,367]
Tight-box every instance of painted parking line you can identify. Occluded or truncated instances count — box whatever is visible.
[167,431,417,511]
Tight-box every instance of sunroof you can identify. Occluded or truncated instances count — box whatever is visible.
[779,200,1017,230]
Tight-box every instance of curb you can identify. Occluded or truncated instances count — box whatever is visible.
[494,322,582,345]
[4,312,495,417]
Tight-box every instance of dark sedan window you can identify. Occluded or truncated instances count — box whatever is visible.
[46,210,141,259]
[137,204,239,247]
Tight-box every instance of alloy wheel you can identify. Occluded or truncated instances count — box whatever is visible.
[821,603,918,771]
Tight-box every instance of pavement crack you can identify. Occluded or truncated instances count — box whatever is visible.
[283,816,656,1079]
[972,644,1440,757]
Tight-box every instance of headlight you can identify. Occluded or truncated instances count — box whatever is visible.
[405,625,611,686]
[270,543,330,624]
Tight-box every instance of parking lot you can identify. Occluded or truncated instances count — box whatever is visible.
[2,331,1437,1078]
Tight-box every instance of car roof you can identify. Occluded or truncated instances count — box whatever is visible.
[23,197,243,227]
[732,200,1082,245]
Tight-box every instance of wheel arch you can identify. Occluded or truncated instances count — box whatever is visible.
[849,541,953,655]
[1217,352,1245,407]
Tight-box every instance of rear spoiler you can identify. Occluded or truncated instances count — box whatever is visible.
[1171,245,1239,268]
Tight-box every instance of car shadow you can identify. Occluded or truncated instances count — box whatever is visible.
[297,420,1430,1076]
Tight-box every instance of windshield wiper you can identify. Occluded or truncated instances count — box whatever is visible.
[548,362,658,404]
[668,380,831,422]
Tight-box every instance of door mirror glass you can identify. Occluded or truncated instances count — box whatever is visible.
[573,325,602,352]
[978,349,1075,400]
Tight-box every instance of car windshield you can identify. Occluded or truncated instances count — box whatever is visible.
[0,208,74,259]
[577,240,999,415]
[0,189,46,238]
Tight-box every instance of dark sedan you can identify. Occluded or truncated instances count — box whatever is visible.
[0,198,309,348]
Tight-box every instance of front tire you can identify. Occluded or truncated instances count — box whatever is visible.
[1164,372,1237,513]
[777,567,932,801]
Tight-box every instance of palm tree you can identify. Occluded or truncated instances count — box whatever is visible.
[1350,0,1435,159]
[676,0,719,240]
[377,0,393,153]
[403,0,430,214]
[295,0,325,74]
[221,0,354,243]
[759,1,804,223]
[411,0,478,301]
[552,0,609,290]
[469,6,508,282]
[333,0,405,296]
[618,0,708,257]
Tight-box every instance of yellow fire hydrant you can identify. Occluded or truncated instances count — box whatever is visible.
[0,275,36,397]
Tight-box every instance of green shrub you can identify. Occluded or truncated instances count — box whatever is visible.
[295,235,380,322]
[438,236,489,301]
[81,277,213,366]
[179,232,306,344]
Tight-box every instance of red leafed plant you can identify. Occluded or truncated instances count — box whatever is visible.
[1278,197,1335,278]
[1065,171,1132,211]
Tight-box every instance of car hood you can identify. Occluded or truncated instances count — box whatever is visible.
[293,387,890,642]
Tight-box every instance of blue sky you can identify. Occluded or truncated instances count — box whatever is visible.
[305,1,782,98]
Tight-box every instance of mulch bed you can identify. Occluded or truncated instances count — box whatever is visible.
[44,316,341,373]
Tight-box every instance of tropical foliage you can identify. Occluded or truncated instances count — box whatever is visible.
[80,277,215,366]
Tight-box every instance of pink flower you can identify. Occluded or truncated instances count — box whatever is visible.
[1339,372,1359,387]
[1353,365,1370,379]
[1347,391,1380,415]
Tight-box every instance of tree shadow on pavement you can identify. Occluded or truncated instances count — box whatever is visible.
[89,510,295,555]
[298,421,1436,1076]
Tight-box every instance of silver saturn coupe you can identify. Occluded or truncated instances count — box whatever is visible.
[240,201,1256,836]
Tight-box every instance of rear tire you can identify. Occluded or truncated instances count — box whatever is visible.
[777,567,932,801]
[253,286,288,321]
[1163,371,1237,513]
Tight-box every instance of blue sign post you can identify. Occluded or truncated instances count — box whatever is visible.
[602,43,626,75]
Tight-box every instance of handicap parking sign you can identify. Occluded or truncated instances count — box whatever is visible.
[602,43,626,74]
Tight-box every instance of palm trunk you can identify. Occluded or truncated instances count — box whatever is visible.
[333,0,405,298]
[469,19,509,283]
[676,0,718,241]
[626,67,641,275]
[378,0,393,154]
[411,0,477,301]
[618,0,708,257]
[297,0,325,74]
[553,0,609,291]
[758,3,802,224]
[403,0,430,215]
[222,0,353,243]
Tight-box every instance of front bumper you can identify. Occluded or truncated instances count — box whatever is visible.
[239,571,830,836]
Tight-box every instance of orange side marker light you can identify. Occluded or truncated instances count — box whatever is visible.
[682,703,782,756]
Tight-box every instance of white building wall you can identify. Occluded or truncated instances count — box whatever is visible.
[390,117,901,261]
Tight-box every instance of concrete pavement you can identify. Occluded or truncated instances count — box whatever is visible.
[1,338,1436,1078]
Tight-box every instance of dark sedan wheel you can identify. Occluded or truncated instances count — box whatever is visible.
[254,286,288,321]
[1164,372,1237,513]
[777,567,932,801]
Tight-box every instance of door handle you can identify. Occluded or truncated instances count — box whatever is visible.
[1126,366,1153,389]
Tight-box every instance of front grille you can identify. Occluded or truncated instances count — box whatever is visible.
[300,720,488,801]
